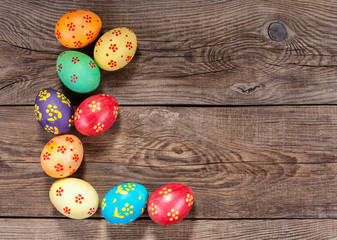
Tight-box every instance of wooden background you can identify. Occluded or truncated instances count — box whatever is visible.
[1,0,337,239]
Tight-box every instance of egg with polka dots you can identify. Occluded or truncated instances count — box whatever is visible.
[34,88,74,135]
[50,178,99,219]
[101,183,148,225]
[40,134,83,178]
[74,94,118,136]
[57,51,101,93]
[147,183,194,225]
[94,27,137,71]
[55,10,102,48]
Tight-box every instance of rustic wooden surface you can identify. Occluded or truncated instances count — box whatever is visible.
[2,0,337,239]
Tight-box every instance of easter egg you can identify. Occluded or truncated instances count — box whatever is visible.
[74,94,118,136]
[55,10,102,48]
[50,178,99,219]
[93,27,137,71]
[34,88,74,135]
[57,51,100,93]
[40,134,83,178]
[147,184,194,225]
[101,183,148,225]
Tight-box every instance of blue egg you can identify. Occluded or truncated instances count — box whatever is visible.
[101,183,148,225]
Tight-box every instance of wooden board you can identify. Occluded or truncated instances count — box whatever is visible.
[2,0,337,238]
[2,106,337,218]
[2,0,337,105]
[2,219,337,240]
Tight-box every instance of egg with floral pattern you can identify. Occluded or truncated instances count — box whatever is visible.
[94,27,137,71]
[74,94,118,136]
[101,183,148,225]
[34,88,74,135]
[55,10,102,48]
[40,134,83,178]
[147,183,194,225]
[50,178,99,219]
[57,51,100,93]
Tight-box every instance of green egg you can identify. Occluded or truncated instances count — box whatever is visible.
[57,51,100,93]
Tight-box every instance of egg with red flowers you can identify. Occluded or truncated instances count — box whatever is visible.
[94,27,137,71]
[74,94,118,136]
[55,10,102,48]
[147,183,194,225]
[50,178,99,219]
[40,134,83,178]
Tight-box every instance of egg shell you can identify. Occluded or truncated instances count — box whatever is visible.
[50,178,99,219]
[34,88,74,135]
[147,183,194,225]
[40,134,83,178]
[74,94,118,136]
[101,183,148,225]
[57,51,101,93]
[55,10,102,48]
[94,27,137,71]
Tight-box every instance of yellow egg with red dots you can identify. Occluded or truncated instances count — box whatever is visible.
[93,27,137,71]
[40,134,83,178]
[50,178,99,219]
[55,10,102,48]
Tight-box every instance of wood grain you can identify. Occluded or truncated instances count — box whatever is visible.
[2,106,337,218]
[2,0,337,105]
[2,219,337,240]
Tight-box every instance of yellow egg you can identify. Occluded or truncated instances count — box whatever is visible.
[93,27,137,71]
[49,178,99,219]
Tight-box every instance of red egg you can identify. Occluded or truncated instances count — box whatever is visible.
[147,183,194,225]
[74,94,118,136]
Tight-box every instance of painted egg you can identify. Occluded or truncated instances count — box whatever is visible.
[74,94,118,136]
[34,88,74,135]
[94,27,137,71]
[101,183,148,225]
[147,184,194,225]
[50,178,99,219]
[57,51,100,93]
[55,10,102,48]
[40,134,83,178]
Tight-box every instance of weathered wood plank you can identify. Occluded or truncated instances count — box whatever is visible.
[2,0,337,105]
[2,106,337,164]
[2,219,337,240]
[2,106,337,218]
[2,161,337,218]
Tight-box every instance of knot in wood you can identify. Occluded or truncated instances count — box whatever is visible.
[268,22,287,42]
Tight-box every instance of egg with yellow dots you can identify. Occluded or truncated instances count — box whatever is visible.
[101,183,148,225]
[147,183,194,225]
[94,27,137,71]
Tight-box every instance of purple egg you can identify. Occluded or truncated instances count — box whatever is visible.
[34,88,74,135]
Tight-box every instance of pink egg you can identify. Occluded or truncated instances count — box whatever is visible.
[40,135,83,178]
[147,184,194,225]
[74,94,118,136]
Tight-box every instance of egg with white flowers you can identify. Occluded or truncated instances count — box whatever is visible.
[94,27,137,71]
[34,88,74,135]
[49,178,99,219]
[101,183,148,225]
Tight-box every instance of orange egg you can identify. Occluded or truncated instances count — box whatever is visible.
[41,135,84,178]
[55,10,102,48]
